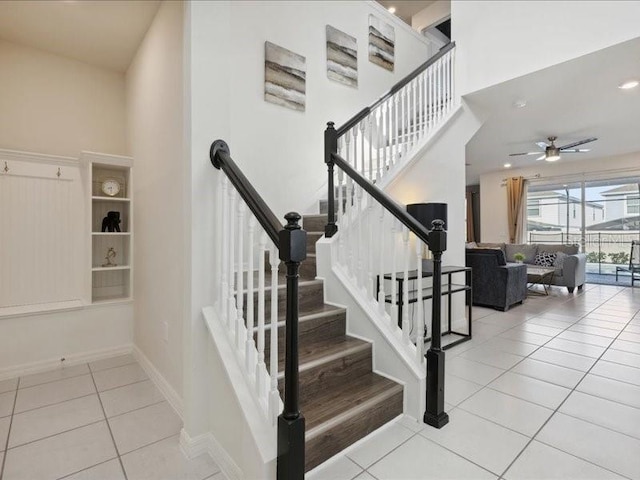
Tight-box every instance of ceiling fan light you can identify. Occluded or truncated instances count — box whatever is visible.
[546,146,560,161]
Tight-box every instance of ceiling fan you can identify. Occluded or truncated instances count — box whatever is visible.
[509,136,597,162]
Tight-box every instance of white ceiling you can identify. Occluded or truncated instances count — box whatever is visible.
[376,0,434,25]
[0,0,161,72]
[465,36,640,185]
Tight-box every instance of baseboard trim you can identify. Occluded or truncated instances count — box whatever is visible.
[0,344,133,382]
[179,429,243,480]
[133,346,184,420]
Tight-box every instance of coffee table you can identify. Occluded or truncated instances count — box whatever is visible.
[526,266,555,296]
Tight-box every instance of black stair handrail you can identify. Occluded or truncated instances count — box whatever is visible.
[336,42,455,137]
[210,140,307,479]
[210,140,282,247]
[324,122,449,430]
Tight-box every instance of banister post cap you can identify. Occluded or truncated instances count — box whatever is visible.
[326,121,335,130]
[280,212,307,262]
[428,220,447,254]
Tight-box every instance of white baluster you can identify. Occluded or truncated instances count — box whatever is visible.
[269,245,281,423]
[381,103,387,175]
[220,177,230,322]
[337,167,346,265]
[256,231,267,396]
[429,65,434,131]
[415,237,425,363]
[359,122,366,178]
[352,125,359,174]
[377,206,386,314]
[444,54,449,114]
[367,199,375,299]
[376,108,382,181]
[393,94,400,166]
[402,226,410,344]
[386,98,393,168]
[437,58,443,123]
[236,202,246,351]
[356,182,364,287]
[368,115,374,181]
[412,79,418,149]
[345,130,352,173]
[417,75,424,141]
[451,48,456,105]
[245,215,256,374]
[390,219,398,328]
[400,88,407,161]
[423,69,429,133]
[228,189,237,333]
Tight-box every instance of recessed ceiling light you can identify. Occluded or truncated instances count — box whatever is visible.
[504,163,511,168]
[618,80,639,90]
[513,99,527,108]
[388,6,396,14]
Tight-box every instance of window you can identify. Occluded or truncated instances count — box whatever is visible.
[527,199,540,217]
[627,196,639,215]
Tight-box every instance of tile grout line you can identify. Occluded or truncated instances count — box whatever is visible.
[497,289,639,480]
[88,364,129,480]
[12,377,151,417]
[0,378,19,480]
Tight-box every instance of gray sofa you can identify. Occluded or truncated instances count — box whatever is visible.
[475,242,587,293]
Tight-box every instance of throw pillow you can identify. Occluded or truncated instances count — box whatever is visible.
[534,251,556,267]
[554,251,568,270]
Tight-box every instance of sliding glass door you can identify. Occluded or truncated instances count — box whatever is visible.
[526,177,640,276]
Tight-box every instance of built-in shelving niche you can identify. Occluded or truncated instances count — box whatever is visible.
[83,152,133,304]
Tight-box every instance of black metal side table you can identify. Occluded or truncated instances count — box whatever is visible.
[376,261,472,350]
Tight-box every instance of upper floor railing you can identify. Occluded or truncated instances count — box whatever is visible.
[210,140,306,479]
[335,43,456,186]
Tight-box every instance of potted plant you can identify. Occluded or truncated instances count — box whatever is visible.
[514,252,525,263]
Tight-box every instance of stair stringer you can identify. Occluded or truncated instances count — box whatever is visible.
[315,237,426,425]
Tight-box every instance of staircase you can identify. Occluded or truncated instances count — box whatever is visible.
[266,213,404,472]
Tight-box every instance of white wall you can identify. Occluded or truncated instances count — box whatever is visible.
[126,1,185,400]
[0,39,127,157]
[480,152,640,243]
[412,1,450,32]
[220,0,433,218]
[452,0,640,96]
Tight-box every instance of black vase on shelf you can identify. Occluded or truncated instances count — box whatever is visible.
[101,211,121,232]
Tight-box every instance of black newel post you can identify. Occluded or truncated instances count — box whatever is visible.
[324,122,338,238]
[423,219,449,429]
[277,212,307,480]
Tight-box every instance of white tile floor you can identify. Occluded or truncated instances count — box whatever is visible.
[0,354,223,480]
[308,283,640,480]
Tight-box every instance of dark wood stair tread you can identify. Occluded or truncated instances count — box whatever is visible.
[276,335,369,375]
[304,372,403,434]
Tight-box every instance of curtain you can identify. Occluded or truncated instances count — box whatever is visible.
[506,176,525,244]
[466,192,474,242]
[465,188,480,242]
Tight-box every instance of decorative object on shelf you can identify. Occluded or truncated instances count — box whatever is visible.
[264,41,306,112]
[514,252,525,263]
[102,247,117,267]
[101,211,121,232]
[101,177,121,196]
[368,15,394,71]
[326,25,357,87]
[3,161,9,173]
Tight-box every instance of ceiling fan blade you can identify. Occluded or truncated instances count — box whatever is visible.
[536,142,548,149]
[561,148,591,153]
[535,154,546,161]
[558,137,597,150]
[509,152,542,156]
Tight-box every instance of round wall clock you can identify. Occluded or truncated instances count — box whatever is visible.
[101,178,121,197]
